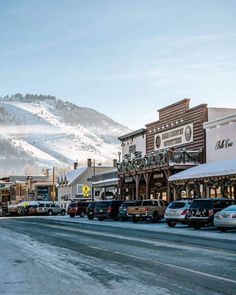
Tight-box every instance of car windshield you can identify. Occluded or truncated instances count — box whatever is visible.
[222,205,236,212]
[88,203,96,208]
[168,202,186,209]
[190,200,212,209]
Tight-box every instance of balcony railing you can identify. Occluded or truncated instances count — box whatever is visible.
[117,149,203,173]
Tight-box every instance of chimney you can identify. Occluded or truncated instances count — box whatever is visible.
[74,162,78,170]
[113,159,117,167]
[87,159,92,167]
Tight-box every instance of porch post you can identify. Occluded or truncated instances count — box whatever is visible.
[135,174,141,200]
[144,172,151,199]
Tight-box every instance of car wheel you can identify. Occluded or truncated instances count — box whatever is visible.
[219,227,227,232]
[167,221,176,227]
[193,225,201,230]
[132,217,138,223]
[98,217,104,221]
[61,210,66,216]
[152,212,159,223]
[48,210,53,216]
[69,214,75,218]
[88,215,94,220]
[80,212,85,218]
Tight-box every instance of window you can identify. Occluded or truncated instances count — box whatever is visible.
[46,203,50,207]
[77,184,83,196]
[143,200,153,206]
[169,202,186,209]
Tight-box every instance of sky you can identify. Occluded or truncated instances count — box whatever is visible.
[0,0,236,130]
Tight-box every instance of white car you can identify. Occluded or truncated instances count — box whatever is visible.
[214,205,236,232]
[164,199,192,227]
[37,202,66,216]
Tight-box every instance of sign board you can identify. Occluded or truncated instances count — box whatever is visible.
[206,121,236,162]
[82,185,90,197]
[154,123,193,151]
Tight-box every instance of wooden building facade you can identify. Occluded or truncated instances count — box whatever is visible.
[118,99,208,202]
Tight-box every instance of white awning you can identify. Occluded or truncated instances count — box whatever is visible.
[92,178,119,188]
[169,159,236,182]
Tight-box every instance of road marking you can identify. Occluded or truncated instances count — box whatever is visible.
[10,220,236,285]
[89,245,236,285]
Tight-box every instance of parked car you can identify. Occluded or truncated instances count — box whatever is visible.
[86,202,97,220]
[127,199,168,223]
[188,198,236,229]
[165,199,192,227]
[67,201,89,218]
[94,200,124,221]
[20,204,38,216]
[119,200,142,221]
[214,205,236,232]
[37,202,66,216]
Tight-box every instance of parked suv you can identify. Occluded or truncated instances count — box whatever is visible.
[94,200,124,221]
[37,202,66,216]
[86,202,97,220]
[188,198,236,229]
[67,202,89,218]
[119,200,142,221]
[165,199,192,227]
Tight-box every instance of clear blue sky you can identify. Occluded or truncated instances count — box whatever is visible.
[0,0,236,129]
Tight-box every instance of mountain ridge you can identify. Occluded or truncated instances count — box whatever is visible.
[0,94,130,176]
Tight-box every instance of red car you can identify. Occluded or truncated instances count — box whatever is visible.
[67,202,89,218]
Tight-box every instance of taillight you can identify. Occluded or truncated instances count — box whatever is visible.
[145,207,149,213]
[107,207,112,212]
[231,214,236,218]
[209,210,214,216]
[181,209,187,215]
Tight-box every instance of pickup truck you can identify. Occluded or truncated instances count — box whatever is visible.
[127,199,168,223]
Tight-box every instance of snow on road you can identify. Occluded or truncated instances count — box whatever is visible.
[0,225,170,295]
[38,215,236,241]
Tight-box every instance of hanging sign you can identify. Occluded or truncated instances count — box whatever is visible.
[154,123,193,151]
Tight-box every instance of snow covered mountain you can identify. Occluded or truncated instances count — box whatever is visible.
[0,94,130,175]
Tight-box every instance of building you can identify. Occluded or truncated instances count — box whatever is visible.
[118,98,236,202]
[57,159,116,204]
[118,99,207,202]
[169,112,236,200]
[91,169,118,200]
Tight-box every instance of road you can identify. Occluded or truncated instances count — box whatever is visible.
[0,217,235,295]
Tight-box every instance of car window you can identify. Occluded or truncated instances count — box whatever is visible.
[38,203,45,207]
[96,201,111,208]
[46,203,50,207]
[158,200,164,206]
[190,200,212,209]
[213,200,224,209]
[168,202,186,209]
[51,203,56,207]
[143,200,153,206]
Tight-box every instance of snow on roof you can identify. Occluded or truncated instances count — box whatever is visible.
[169,159,236,182]
[92,178,119,187]
[66,167,88,185]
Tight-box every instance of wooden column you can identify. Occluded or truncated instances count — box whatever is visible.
[144,172,152,199]
[135,174,141,200]
[118,176,124,199]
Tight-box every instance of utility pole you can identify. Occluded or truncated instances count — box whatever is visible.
[52,166,56,202]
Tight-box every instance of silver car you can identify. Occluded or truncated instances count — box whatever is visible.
[214,205,236,232]
[37,202,66,216]
[165,199,192,227]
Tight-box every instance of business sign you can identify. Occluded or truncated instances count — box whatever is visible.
[154,123,193,151]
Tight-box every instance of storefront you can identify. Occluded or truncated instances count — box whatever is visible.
[118,99,207,202]
[169,113,236,199]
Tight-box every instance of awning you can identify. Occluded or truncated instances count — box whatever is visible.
[169,159,236,182]
[92,178,119,188]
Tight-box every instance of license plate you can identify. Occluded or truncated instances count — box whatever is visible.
[99,209,103,212]
[135,214,140,217]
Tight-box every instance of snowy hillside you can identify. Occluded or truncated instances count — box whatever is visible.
[0,94,130,175]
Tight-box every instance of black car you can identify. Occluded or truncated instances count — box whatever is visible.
[188,198,236,229]
[119,200,142,221]
[86,202,97,220]
[94,200,124,221]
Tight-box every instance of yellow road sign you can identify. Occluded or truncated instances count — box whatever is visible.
[82,185,90,197]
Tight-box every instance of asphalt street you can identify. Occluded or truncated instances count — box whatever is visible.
[0,217,235,295]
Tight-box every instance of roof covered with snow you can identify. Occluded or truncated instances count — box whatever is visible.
[169,159,236,182]
[66,167,88,185]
